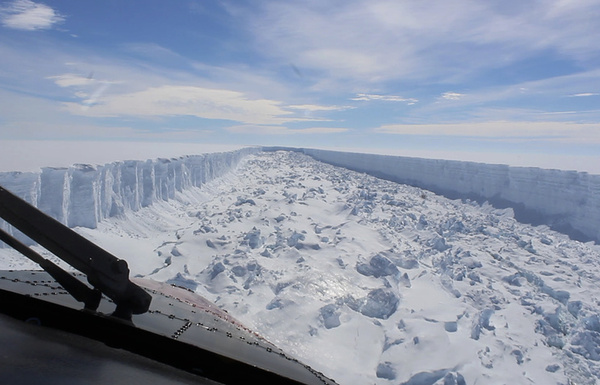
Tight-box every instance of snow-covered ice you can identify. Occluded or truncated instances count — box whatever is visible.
[0,148,257,232]
[299,148,600,243]
[2,150,600,384]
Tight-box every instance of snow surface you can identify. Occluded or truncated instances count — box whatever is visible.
[2,145,598,244]
[297,147,600,243]
[2,150,600,384]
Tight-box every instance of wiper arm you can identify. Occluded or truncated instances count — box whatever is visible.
[0,228,102,311]
[0,186,151,320]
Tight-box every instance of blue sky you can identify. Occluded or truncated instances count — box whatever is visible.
[0,0,599,169]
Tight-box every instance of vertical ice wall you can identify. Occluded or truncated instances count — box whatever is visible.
[0,148,258,239]
[297,148,600,243]
[2,146,598,244]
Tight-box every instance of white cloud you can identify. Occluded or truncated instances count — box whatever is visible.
[226,124,348,135]
[287,104,353,112]
[293,126,349,134]
[568,92,599,97]
[47,73,120,108]
[375,121,600,143]
[62,85,316,125]
[441,92,464,100]
[460,70,600,114]
[0,0,64,30]
[48,73,95,88]
[352,93,418,104]
[242,0,600,86]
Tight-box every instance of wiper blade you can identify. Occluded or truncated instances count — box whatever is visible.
[0,228,102,311]
[0,185,151,320]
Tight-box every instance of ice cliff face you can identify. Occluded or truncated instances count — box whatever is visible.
[1,146,598,244]
[0,148,258,237]
[282,148,600,243]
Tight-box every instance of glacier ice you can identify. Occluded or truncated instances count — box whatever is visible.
[347,288,400,319]
[4,149,600,384]
[0,148,257,242]
[399,368,450,385]
[4,146,599,244]
[376,362,396,380]
[356,253,400,278]
[319,304,341,329]
[290,148,600,243]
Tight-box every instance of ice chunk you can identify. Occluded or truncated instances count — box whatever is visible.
[429,236,450,252]
[356,254,399,278]
[376,362,396,380]
[503,273,526,287]
[443,372,466,385]
[398,257,420,270]
[399,272,412,288]
[235,196,256,206]
[231,265,247,277]
[287,231,305,247]
[547,335,565,349]
[210,262,225,279]
[243,228,263,249]
[294,242,320,250]
[440,275,461,298]
[542,286,570,305]
[171,246,182,256]
[266,298,285,310]
[206,239,217,249]
[571,331,600,361]
[399,368,449,385]
[472,309,495,340]
[584,315,600,332]
[444,321,458,333]
[274,214,286,223]
[320,304,341,329]
[511,349,524,364]
[348,288,400,319]
[568,301,583,318]
[480,309,496,331]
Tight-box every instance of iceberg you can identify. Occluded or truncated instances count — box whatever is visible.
[2,146,599,244]
[0,148,257,241]
[291,148,600,243]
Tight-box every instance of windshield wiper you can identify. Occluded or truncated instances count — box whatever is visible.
[0,186,151,320]
[0,228,102,311]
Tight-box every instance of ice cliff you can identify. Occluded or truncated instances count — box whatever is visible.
[1,146,599,244]
[291,148,600,243]
[0,148,258,238]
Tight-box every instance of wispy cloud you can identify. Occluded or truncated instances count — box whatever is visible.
[441,92,464,101]
[62,85,320,126]
[287,104,352,112]
[351,93,418,104]
[48,73,121,108]
[48,73,95,87]
[242,0,600,87]
[292,126,349,134]
[375,121,600,143]
[0,0,64,31]
[568,92,599,97]
[226,124,348,135]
